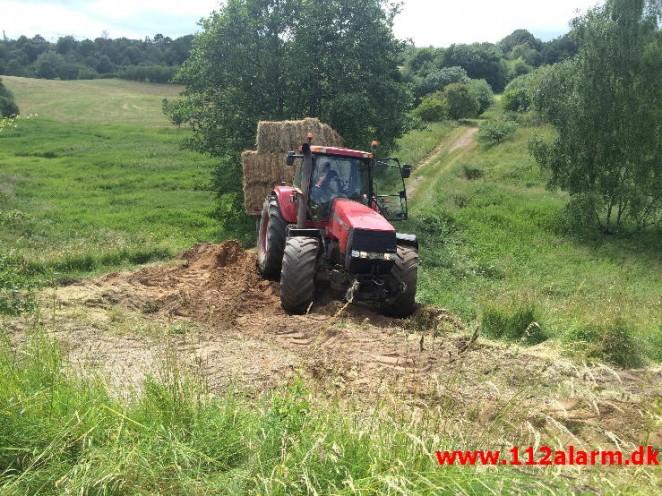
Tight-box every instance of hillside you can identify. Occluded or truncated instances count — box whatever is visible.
[0,78,661,493]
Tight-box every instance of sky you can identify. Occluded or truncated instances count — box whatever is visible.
[1,0,605,47]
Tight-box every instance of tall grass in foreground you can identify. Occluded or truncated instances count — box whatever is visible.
[0,329,578,495]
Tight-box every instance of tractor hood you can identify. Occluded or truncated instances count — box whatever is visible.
[331,198,395,233]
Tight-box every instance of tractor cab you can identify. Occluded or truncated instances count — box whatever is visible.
[288,145,410,222]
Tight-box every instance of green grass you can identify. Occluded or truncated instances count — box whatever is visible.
[0,79,220,290]
[2,76,183,126]
[395,122,456,165]
[0,329,583,495]
[407,119,662,365]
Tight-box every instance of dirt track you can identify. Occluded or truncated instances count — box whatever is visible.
[11,241,658,455]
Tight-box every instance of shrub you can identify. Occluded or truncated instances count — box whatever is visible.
[462,165,484,180]
[469,79,494,114]
[443,83,480,120]
[415,66,470,98]
[0,256,38,315]
[0,78,19,117]
[412,92,448,122]
[478,119,518,146]
[481,302,547,345]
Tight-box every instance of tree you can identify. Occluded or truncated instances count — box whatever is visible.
[412,92,448,122]
[530,0,662,231]
[168,0,411,237]
[0,77,19,117]
[478,119,518,146]
[468,78,494,114]
[414,66,469,99]
[171,0,411,163]
[443,83,479,120]
[442,43,508,92]
[34,51,64,79]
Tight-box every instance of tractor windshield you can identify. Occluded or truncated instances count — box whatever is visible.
[371,159,408,221]
[301,155,370,220]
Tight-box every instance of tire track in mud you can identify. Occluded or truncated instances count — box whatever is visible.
[36,240,662,450]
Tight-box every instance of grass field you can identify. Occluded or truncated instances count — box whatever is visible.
[1,77,219,283]
[2,76,182,126]
[405,117,662,365]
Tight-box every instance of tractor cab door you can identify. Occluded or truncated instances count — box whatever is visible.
[371,159,409,221]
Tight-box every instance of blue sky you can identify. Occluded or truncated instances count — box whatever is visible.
[1,0,604,46]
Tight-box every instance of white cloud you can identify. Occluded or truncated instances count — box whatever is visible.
[0,0,220,40]
[1,0,605,45]
[393,0,605,46]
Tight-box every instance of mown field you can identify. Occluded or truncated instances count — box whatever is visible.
[1,77,660,494]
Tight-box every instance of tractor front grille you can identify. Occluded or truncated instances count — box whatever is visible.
[347,229,397,255]
[345,229,397,274]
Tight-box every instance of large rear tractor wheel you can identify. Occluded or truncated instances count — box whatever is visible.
[257,195,287,278]
[381,245,418,318]
[280,236,319,314]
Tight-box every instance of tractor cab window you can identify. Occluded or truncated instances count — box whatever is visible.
[371,159,408,221]
[309,156,369,220]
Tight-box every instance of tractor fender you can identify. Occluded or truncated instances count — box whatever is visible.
[273,185,299,223]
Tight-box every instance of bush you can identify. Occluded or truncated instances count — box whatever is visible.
[0,256,38,315]
[469,79,494,114]
[443,83,480,120]
[415,66,470,98]
[462,165,484,180]
[478,119,518,146]
[481,302,547,345]
[0,78,19,117]
[412,92,448,122]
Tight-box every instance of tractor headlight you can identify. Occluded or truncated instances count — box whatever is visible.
[351,250,394,260]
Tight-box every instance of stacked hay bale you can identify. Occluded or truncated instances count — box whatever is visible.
[242,118,343,215]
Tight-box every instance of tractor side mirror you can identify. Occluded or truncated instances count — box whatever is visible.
[401,164,412,179]
[286,151,295,166]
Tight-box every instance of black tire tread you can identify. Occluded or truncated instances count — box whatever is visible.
[257,195,287,277]
[381,245,418,318]
[280,237,319,314]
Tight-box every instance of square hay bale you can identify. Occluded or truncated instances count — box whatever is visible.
[256,118,343,153]
[241,151,296,214]
[243,181,272,216]
[241,151,286,179]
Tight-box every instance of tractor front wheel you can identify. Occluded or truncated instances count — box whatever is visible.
[381,245,418,318]
[280,236,319,314]
[257,195,287,278]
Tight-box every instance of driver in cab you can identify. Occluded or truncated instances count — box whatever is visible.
[313,161,340,199]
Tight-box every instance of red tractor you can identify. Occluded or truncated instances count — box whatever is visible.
[257,138,418,317]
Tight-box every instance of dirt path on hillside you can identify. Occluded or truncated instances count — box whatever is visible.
[6,240,659,457]
[407,126,478,198]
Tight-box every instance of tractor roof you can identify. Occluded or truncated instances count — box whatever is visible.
[309,145,373,160]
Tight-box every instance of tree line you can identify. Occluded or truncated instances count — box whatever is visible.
[0,33,194,83]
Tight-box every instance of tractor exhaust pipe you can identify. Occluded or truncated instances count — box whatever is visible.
[297,142,313,228]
